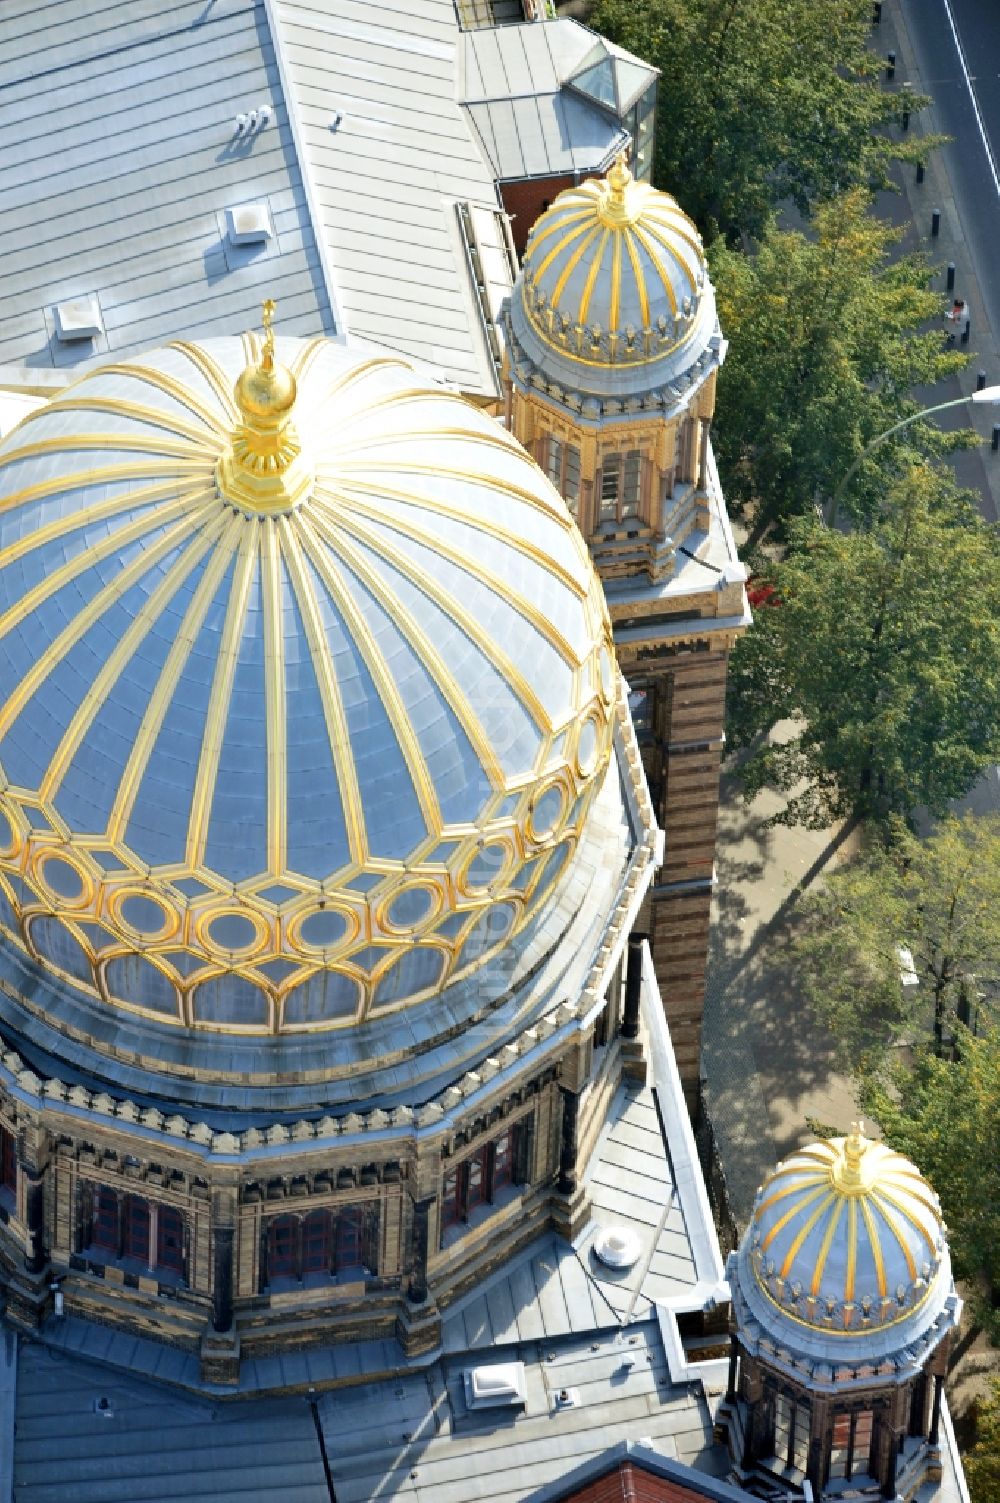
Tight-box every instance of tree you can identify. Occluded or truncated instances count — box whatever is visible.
[965,1377,1000,1503]
[589,0,932,244]
[860,1022,1000,1340]
[788,815,1000,1069]
[709,193,970,533]
[731,465,1000,828]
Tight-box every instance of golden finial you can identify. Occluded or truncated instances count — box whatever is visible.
[261,298,276,370]
[832,1120,873,1193]
[216,299,313,514]
[598,148,640,228]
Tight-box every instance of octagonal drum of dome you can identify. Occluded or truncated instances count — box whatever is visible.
[0,334,615,1045]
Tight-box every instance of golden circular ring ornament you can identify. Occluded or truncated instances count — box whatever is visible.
[378,881,443,936]
[526,778,570,845]
[107,887,180,946]
[459,838,516,895]
[198,906,270,960]
[34,850,92,911]
[286,903,358,957]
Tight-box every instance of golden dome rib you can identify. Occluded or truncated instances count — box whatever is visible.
[328,498,582,669]
[311,521,504,790]
[0,479,190,576]
[845,1196,859,1301]
[810,1196,845,1296]
[185,525,259,870]
[578,228,611,326]
[39,395,225,448]
[0,495,218,747]
[105,511,245,847]
[38,512,231,804]
[277,521,368,865]
[333,473,585,594]
[87,361,231,434]
[631,224,680,316]
[319,507,551,735]
[261,516,287,877]
[0,486,214,647]
[172,341,241,425]
[622,228,650,329]
[779,1192,837,1281]
[760,1181,827,1251]
[289,509,442,838]
[870,1191,922,1279]
[858,1191,888,1297]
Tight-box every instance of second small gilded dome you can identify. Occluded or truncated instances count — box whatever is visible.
[517,153,713,369]
[747,1126,947,1333]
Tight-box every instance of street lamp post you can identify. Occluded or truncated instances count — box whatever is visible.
[831,386,1000,515]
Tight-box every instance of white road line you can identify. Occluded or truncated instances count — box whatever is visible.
[942,0,1000,196]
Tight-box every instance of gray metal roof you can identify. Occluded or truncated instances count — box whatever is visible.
[271,0,509,395]
[0,0,335,372]
[460,21,653,183]
[14,1342,331,1503]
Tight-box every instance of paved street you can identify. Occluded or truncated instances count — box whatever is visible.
[905,0,1000,353]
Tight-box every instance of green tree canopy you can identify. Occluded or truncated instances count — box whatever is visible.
[730,465,1000,827]
[788,815,1000,1068]
[965,1377,1000,1502]
[589,0,930,243]
[861,1021,1000,1339]
[709,193,969,532]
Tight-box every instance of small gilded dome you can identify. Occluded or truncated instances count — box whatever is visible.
[516,152,713,370]
[0,335,615,1042]
[747,1126,947,1333]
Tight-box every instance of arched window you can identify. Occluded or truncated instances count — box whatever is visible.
[598,450,642,524]
[829,1408,874,1480]
[83,1187,186,1280]
[440,1121,528,1237]
[0,1126,16,1202]
[543,435,581,518]
[263,1205,378,1286]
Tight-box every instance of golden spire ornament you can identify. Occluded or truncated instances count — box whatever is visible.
[598,149,640,228]
[216,298,314,514]
[832,1120,874,1193]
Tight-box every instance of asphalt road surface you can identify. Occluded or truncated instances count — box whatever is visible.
[903,0,1000,349]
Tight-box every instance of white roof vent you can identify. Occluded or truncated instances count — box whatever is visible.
[594,1225,642,1269]
[463,1361,527,1410]
[54,296,103,342]
[226,203,273,246]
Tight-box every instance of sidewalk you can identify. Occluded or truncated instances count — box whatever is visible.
[700,754,861,1229]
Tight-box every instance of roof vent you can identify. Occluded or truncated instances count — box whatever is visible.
[553,1386,581,1411]
[53,296,103,342]
[594,1225,642,1269]
[463,1361,527,1410]
[226,204,273,246]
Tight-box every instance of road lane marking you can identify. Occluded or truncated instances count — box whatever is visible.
[942,0,1000,195]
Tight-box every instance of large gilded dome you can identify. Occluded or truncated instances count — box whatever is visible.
[0,331,615,1039]
[515,153,715,372]
[744,1126,948,1335]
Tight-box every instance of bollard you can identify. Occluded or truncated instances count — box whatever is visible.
[977,371,987,391]
[886,51,896,81]
[931,209,941,236]
[961,319,971,345]
[872,1,882,21]
[916,161,925,184]
[946,263,956,291]
[992,425,1000,454]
